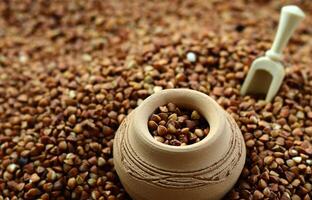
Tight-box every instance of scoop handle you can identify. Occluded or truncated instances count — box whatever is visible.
[266,5,305,61]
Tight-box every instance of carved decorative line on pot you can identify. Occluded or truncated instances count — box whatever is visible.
[121,116,241,188]
[116,112,243,189]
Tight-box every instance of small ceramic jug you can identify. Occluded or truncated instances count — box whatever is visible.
[113,89,246,200]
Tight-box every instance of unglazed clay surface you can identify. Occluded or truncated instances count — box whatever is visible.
[115,115,243,189]
[113,89,246,200]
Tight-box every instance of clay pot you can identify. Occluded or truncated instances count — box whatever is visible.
[113,89,246,200]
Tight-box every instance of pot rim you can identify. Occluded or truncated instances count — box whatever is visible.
[133,88,225,153]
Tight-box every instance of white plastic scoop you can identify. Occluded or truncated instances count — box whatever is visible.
[241,5,305,102]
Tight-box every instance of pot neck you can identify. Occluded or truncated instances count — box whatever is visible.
[129,89,231,170]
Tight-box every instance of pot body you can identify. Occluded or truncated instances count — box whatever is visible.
[113,89,246,200]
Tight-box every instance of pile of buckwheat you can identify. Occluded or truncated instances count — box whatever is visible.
[0,0,311,199]
[148,103,209,146]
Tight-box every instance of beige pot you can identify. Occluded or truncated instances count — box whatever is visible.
[113,89,246,200]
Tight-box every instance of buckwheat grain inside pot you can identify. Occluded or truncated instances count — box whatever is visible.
[148,103,210,146]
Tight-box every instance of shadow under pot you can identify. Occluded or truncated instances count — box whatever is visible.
[113,89,246,200]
